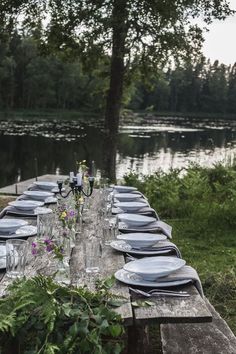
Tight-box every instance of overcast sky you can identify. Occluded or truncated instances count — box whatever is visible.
[202,0,236,65]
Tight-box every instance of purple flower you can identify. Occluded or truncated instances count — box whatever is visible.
[46,244,54,252]
[69,210,76,217]
[44,239,52,245]
[32,248,38,255]
[32,242,37,248]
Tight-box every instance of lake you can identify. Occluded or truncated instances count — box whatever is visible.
[0,115,236,187]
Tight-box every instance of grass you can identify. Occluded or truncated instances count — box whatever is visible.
[170,219,236,333]
[0,196,15,211]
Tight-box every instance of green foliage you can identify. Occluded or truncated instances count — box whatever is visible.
[0,1,235,116]
[0,275,124,354]
[124,163,236,228]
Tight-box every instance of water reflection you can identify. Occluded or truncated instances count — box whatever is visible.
[0,117,236,187]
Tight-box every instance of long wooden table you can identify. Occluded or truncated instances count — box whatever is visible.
[0,175,212,353]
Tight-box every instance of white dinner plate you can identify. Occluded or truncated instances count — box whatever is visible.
[118,214,156,227]
[33,181,58,190]
[114,193,142,202]
[23,190,54,201]
[115,269,191,288]
[7,206,53,217]
[0,245,6,269]
[0,225,37,239]
[113,185,138,193]
[117,233,167,248]
[8,200,44,210]
[110,240,171,256]
[124,256,186,281]
[114,201,149,212]
[0,219,28,233]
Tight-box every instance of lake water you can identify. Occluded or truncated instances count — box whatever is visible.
[0,116,236,187]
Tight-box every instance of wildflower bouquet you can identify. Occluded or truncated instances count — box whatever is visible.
[31,238,64,261]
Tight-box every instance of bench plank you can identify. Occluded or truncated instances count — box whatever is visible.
[161,297,236,354]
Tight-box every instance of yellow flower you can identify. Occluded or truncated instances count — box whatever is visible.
[60,211,67,219]
[79,196,84,203]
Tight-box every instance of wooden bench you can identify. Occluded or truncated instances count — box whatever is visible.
[161,298,236,354]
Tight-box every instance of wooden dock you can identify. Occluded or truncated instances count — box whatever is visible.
[0,174,68,196]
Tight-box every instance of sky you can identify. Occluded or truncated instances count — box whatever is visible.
[202,0,236,65]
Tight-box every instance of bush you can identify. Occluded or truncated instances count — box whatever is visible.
[124,164,236,229]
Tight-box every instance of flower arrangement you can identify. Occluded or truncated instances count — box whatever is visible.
[31,238,64,261]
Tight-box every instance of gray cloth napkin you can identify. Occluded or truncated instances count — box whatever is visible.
[144,240,182,258]
[155,221,172,238]
[119,219,172,239]
[156,265,204,297]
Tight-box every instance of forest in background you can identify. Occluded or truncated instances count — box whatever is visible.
[1,31,236,115]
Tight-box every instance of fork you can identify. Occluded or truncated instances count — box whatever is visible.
[129,287,190,297]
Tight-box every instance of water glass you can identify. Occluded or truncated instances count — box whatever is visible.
[37,213,55,239]
[102,219,114,245]
[84,240,101,275]
[6,239,27,278]
[110,215,119,238]
[0,241,6,269]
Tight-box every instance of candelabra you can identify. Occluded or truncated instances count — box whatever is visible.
[57,175,95,199]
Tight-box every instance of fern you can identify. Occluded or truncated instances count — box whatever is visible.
[0,275,124,354]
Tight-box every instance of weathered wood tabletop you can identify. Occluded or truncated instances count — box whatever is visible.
[0,175,212,333]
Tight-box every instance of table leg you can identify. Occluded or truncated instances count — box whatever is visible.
[127,324,150,354]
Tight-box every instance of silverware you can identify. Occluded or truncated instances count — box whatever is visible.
[126,253,137,261]
[132,246,168,251]
[129,287,190,297]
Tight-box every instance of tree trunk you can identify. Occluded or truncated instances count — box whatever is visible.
[103,0,128,181]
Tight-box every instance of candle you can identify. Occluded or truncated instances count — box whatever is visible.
[76,172,82,186]
[69,172,74,182]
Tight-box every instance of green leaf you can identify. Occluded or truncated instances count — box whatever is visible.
[144,300,155,306]
[109,324,123,337]
[107,299,127,307]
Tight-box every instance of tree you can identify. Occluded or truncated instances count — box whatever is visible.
[0,0,234,179]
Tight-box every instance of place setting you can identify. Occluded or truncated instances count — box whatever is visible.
[27,181,65,193]
[0,218,37,240]
[112,200,159,218]
[5,200,53,217]
[17,190,58,204]
[113,192,147,203]
[114,256,204,297]
[118,213,172,238]
[110,232,182,257]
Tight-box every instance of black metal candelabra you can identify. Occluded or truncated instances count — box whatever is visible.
[57,176,94,199]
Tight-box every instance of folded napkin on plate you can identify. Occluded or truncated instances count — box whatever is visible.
[156,221,172,238]
[119,219,172,239]
[157,265,204,297]
[143,240,182,258]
